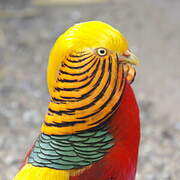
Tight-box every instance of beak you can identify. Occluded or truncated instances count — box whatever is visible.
[119,50,140,65]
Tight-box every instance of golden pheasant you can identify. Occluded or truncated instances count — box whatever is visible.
[14,21,140,180]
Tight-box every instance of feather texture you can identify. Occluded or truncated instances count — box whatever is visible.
[14,164,69,180]
[28,127,113,170]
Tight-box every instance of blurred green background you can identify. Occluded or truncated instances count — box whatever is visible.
[0,0,180,179]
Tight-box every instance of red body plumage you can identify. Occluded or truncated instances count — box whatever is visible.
[71,81,140,180]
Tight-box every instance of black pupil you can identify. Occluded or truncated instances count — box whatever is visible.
[100,49,105,54]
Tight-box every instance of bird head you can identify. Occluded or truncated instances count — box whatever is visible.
[47,21,139,96]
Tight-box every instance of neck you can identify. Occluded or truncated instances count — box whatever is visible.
[109,81,140,179]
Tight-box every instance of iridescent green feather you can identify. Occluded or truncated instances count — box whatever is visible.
[28,126,114,170]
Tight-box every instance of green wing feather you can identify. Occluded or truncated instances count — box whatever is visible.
[28,126,114,170]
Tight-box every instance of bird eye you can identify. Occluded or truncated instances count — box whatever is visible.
[97,48,107,56]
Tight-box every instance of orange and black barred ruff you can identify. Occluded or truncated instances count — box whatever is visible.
[41,49,135,136]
